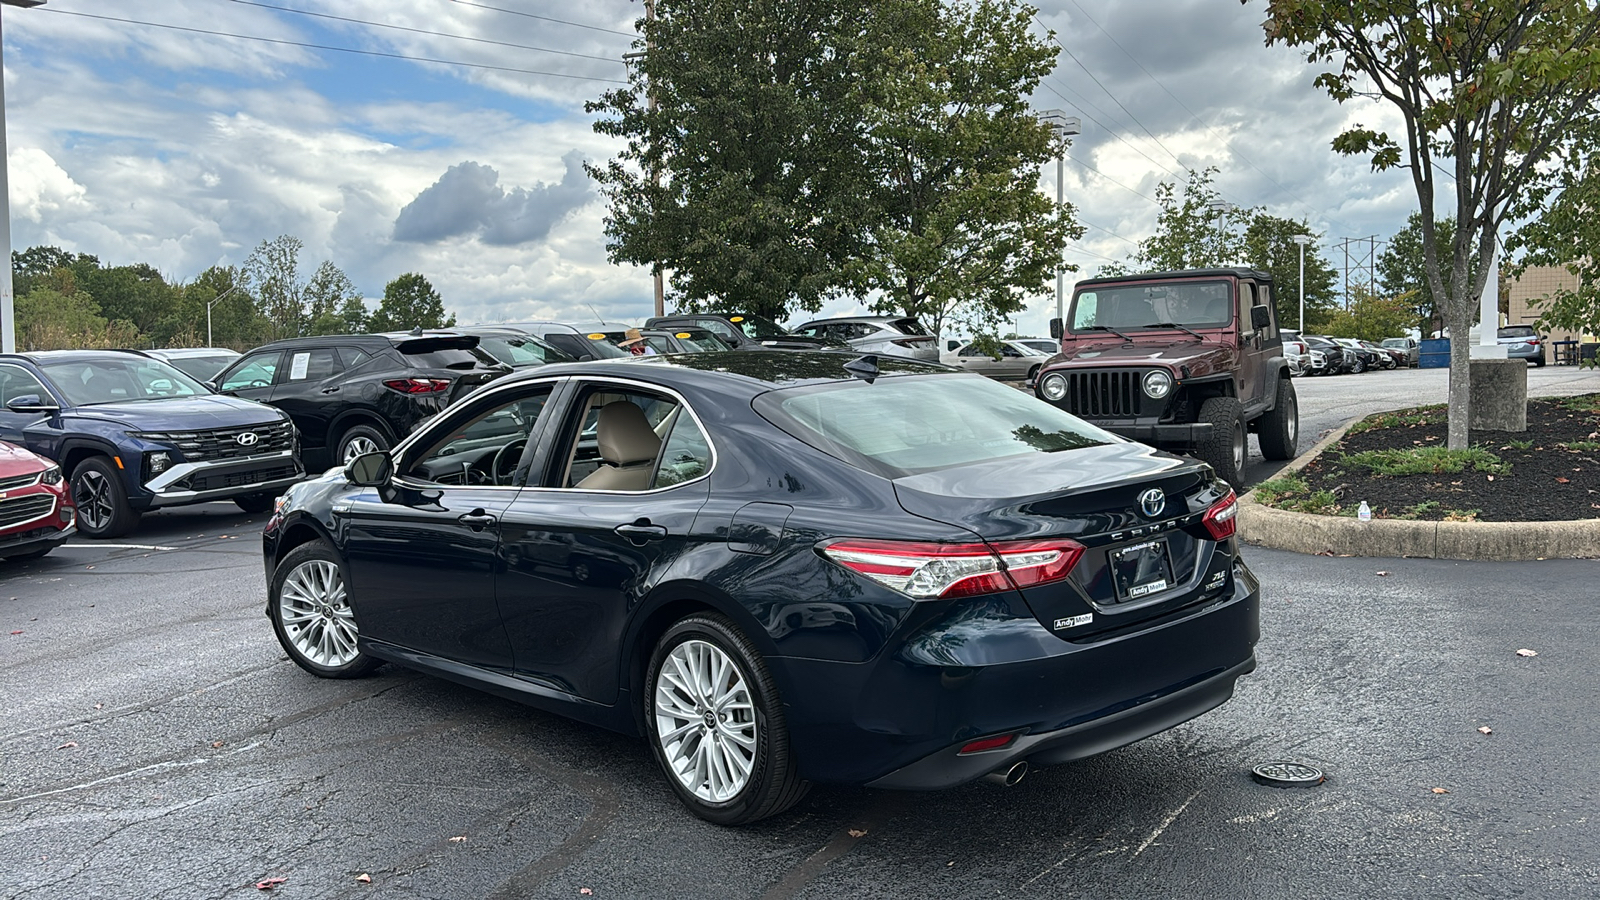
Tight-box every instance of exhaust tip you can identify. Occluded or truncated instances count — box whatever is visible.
[982,761,1028,787]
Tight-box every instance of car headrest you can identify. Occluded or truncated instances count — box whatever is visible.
[596,401,662,467]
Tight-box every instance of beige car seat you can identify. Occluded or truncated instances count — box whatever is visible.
[575,401,663,490]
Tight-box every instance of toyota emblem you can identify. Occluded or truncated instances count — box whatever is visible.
[1137,488,1166,518]
[235,432,260,447]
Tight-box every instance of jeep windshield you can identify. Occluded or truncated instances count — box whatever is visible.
[41,357,210,406]
[1070,280,1232,332]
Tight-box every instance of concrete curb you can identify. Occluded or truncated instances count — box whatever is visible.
[1238,416,1600,561]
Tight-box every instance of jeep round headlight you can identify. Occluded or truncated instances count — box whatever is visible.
[1040,372,1067,401]
[1142,369,1173,399]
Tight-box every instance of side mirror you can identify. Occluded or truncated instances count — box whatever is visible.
[1250,306,1272,330]
[6,394,57,414]
[203,379,219,391]
[577,354,595,362]
[1049,318,1064,339]
[344,451,394,487]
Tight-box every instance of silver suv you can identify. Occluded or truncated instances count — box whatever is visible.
[790,315,939,361]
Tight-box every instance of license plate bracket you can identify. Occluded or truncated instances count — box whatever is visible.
[1110,539,1174,601]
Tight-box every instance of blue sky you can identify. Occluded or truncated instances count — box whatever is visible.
[3,0,1420,336]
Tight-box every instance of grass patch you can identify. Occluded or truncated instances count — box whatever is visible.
[1557,394,1600,414]
[1338,446,1510,476]
[1503,439,1534,451]
[1253,476,1342,514]
[1395,500,1441,520]
[1346,404,1448,435]
[1558,440,1600,453]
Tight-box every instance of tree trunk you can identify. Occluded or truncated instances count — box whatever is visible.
[1444,295,1474,450]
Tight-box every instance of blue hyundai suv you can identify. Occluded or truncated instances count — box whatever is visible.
[0,350,304,538]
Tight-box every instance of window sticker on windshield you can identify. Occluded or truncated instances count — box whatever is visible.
[587,333,606,340]
[289,352,310,380]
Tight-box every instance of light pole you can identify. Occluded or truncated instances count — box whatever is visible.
[0,0,45,355]
[1291,234,1314,332]
[206,283,241,349]
[1037,110,1081,326]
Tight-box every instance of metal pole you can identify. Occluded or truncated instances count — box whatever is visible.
[1298,240,1305,333]
[207,302,212,349]
[0,7,14,353]
[1055,152,1064,324]
[645,0,664,318]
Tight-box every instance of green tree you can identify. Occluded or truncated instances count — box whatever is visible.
[304,261,365,335]
[243,235,308,339]
[588,0,882,319]
[177,266,270,350]
[1258,0,1600,449]
[1324,288,1415,342]
[1131,168,1259,271]
[1242,214,1339,332]
[1378,213,1480,335]
[369,273,454,332]
[851,0,1081,338]
[15,277,140,351]
[1507,149,1600,364]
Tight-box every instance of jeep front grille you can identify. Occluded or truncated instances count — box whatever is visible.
[1064,371,1139,417]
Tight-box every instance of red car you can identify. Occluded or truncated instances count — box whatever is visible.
[0,441,74,561]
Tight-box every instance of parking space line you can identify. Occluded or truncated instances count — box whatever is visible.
[64,543,178,551]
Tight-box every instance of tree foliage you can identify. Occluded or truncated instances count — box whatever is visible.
[1507,148,1600,362]
[1243,213,1339,331]
[1378,212,1478,335]
[589,0,1077,332]
[369,273,453,332]
[1255,0,1600,448]
[1323,288,1415,343]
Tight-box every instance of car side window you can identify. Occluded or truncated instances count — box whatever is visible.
[0,364,49,406]
[1255,285,1277,338]
[404,387,554,487]
[219,352,281,391]
[654,408,711,488]
[284,348,342,383]
[545,385,682,490]
[337,347,372,369]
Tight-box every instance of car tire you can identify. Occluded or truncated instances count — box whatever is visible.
[1350,358,1366,374]
[1026,364,1041,384]
[1196,397,1248,489]
[269,540,382,679]
[234,491,276,514]
[70,457,140,539]
[1257,378,1299,461]
[645,612,809,825]
[335,424,390,466]
[1535,356,1546,368]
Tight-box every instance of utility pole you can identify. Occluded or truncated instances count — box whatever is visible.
[0,1,46,354]
[643,0,664,317]
[1037,110,1080,326]
[1292,234,1314,332]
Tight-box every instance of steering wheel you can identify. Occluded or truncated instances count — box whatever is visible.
[491,439,527,485]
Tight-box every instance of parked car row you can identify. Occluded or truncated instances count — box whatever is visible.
[1291,334,1414,376]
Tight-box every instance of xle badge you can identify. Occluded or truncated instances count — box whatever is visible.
[1053,613,1093,631]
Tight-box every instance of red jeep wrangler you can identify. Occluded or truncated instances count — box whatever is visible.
[1035,268,1299,487]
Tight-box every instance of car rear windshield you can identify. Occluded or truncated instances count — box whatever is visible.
[727,315,791,339]
[397,338,498,370]
[888,318,931,336]
[473,334,574,367]
[1498,326,1537,338]
[754,374,1114,478]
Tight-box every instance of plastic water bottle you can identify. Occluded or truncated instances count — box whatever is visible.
[1358,501,1372,522]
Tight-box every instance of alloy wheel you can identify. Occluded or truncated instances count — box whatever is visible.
[277,559,361,668]
[73,470,114,532]
[1231,419,1247,474]
[654,639,758,803]
[1285,391,1298,445]
[342,436,381,464]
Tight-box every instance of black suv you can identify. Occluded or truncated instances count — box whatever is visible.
[643,313,830,350]
[0,350,303,537]
[1035,268,1298,488]
[211,332,508,469]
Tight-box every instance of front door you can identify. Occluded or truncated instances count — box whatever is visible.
[0,364,56,448]
[340,381,557,671]
[495,379,712,703]
[1236,281,1264,411]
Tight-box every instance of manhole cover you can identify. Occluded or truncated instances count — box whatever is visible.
[1251,761,1325,788]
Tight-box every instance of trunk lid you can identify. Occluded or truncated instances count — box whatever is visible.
[892,442,1235,640]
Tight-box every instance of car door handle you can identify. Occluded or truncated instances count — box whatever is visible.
[614,520,668,544]
[458,510,498,530]
[321,386,340,394]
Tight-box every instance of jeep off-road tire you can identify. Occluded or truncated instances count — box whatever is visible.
[1256,378,1299,461]
[1196,397,1248,489]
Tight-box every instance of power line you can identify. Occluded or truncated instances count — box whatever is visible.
[225,0,626,65]
[39,8,629,84]
[1078,218,1140,247]
[1034,77,1190,187]
[445,0,636,39]
[1066,154,1160,205]
[1061,244,1122,264]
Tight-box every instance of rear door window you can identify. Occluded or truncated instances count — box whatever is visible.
[284,347,343,382]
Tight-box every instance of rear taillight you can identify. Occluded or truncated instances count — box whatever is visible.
[821,538,1085,600]
[383,378,451,394]
[1202,490,1238,541]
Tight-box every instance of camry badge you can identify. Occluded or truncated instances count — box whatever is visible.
[236,432,260,446]
[1138,488,1166,518]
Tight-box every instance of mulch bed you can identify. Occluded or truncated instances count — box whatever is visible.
[1261,394,1600,522]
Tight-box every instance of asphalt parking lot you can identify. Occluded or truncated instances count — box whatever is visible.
[4,364,1599,900]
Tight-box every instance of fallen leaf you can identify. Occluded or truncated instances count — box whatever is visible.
[1431,787,1449,794]
[9,630,21,635]
[255,877,287,891]
[356,873,372,884]
[1556,477,1571,484]
[1477,726,1493,734]
[1375,571,1389,576]
[211,741,224,749]
[85,565,94,570]
[1516,648,1538,657]
[56,741,77,750]
[448,836,467,843]
[848,828,867,838]
[1486,475,1495,481]
[580,890,592,897]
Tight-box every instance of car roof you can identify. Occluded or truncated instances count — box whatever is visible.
[248,334,400,350]
[4,349,152,364]
[489,350,950,397]
[793,315,908,326]
[1076,267,1272,288]
[147,347,241,358]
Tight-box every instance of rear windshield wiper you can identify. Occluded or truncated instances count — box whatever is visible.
[1142,322,1205,341]
[1080,325,1132,341]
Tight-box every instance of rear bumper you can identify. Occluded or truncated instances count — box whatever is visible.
[772,563,1261,787]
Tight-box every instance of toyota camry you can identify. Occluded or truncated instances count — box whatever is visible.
[262,352,1260,825]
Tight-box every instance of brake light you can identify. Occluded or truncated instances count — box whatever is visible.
[821,538,1085,599]
[1202,490,1238,541]
[958,733,1018,754]
[383,378,451,394]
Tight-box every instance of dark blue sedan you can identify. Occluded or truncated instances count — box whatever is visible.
[262,352,1259,824]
